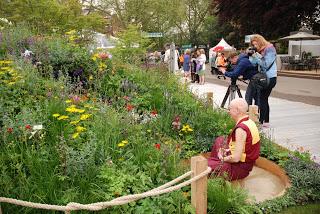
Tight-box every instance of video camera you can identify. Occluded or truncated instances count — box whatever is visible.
[247,47,257,56]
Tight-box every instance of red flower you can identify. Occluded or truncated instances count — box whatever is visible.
[151,109,157,117]
[25,124,31,130]
[126,104,134,111]
[7,127,13,133]
[155,143,161,150]
[174,115,180,123]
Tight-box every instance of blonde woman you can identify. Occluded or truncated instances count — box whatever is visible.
[250,34,277,127]
[197,49,206,85]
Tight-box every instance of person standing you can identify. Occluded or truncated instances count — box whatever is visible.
[164,44,179,72]
[197,49,206,85]
[183,49,191,82]
[190,51,199,83]
[250,34,277,127]
[216,52,227,79]
[210,51,217,75]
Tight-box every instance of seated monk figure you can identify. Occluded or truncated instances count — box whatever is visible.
[208,98,260,180]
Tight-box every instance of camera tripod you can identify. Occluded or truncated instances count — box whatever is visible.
[220,79,242,108]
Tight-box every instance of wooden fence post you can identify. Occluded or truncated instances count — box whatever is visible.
[248,105,259,122]
[206,92,213,108]
[191,156,207,214]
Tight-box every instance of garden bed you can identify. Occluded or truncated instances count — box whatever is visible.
[0,25,319,214]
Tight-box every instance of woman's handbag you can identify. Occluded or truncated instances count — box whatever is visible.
[251,72,269,89]
[251,58,275,90]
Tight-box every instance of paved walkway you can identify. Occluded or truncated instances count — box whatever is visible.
[188,81,320,163]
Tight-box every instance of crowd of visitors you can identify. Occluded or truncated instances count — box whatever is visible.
[149,34,276,131]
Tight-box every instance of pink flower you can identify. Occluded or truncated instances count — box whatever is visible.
[7,127,13,133]
[172,115,181,130]
[72,95,81,103]
[123,96,130,101]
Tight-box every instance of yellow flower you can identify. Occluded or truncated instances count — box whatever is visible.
[89,75,93,80]
[84,104,92,108]
[66,107,77,112]
[65,29,76,35]
[80,114,91,120]
[65,100,72,103]
[66,106,85,113]
[118,142,125,147]
[181,124,193,132]
[70,120,80,125]
[57,115,69,120]
[53,113,60,118]
[1,67,10,70]
[0,60,13,64]
[76,126,86,132]
[72,132,80,139]
[121,140,128,145]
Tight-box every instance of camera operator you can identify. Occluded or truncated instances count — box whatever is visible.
[220,52,258,105]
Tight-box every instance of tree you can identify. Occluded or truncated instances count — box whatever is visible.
[213,0,320,40]
[0,0,106,34]
[110,25,153,64]
[90,0,215,46]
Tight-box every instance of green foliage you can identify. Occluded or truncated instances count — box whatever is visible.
[207,178,261,214]
[111,25,153,64]
[0,24,33,58]
[0,0,106,34]
[258,135,320,213]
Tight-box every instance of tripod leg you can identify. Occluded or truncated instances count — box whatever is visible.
[236,86,242,98]
[221,86,231,108]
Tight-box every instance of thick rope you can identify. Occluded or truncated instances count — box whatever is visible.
[113,170,193,202]
[67,167,211,210]
[0,167,211,212]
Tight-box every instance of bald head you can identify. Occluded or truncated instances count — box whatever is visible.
[228,98,248,121]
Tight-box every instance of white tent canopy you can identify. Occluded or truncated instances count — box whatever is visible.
[209,38,235,59]
[211,38,235,51]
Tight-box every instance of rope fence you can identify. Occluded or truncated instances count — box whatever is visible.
[0,156,210,214]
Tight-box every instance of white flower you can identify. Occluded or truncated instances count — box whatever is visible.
[33,124,43,130]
